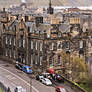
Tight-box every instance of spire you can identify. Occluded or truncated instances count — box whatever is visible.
[49,0,52,7]
[47,0,54,14]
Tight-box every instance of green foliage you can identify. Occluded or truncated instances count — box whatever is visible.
[0,89,3,92]
[79,74,92,92]
[71,56,87,81]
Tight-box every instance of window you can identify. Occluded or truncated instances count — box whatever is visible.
[80,40,83,49]
[10,50,12,58]
[10,38,12,45]
[28,26,30,32]
[31,41,33,49]
[23,58,25,64]
[30,55,33,66]
[49,57,54,66]
[14,50,16,58]
[23,39,25,48]
[6,37,8,44]
[56,55,62,65]
[35,42,38,50]
[19,40,21,47]
[5,49,8,56]
[66,42,70,50]
[58,33,61,37]
[50,43,54,50]
[14,38,16,46]
[40,43,43,51]
[35,56,38,64]
[57,41,62,50]
[40,56,42,65]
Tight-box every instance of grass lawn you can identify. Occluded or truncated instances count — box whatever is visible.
[0,89,3,92]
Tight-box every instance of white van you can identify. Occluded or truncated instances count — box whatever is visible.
[14,86,26,92]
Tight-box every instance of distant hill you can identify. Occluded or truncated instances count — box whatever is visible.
[0,0,92,9]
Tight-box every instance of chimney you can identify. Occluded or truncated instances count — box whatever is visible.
[3,8,5,12]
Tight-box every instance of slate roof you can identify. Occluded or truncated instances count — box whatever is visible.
[59,23,70,33]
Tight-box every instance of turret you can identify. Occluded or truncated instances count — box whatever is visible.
[47,0,54,14]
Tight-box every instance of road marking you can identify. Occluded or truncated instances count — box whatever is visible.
[11,82,16,87]
[6,75,16,80]
[0,66,39,92]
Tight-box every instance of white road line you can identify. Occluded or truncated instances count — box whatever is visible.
[0,67,39,92]
[0,73,16,89]
[11,82,16,87]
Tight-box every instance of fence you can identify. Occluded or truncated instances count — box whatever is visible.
[0,82,11,92]
[61,75,88,92]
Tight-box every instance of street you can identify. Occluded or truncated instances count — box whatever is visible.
[0,60,76,92]
[0,60,55,92]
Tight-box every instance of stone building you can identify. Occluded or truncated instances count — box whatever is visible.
[0,6,92,74]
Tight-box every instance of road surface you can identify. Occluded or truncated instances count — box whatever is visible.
[0,60,76,92]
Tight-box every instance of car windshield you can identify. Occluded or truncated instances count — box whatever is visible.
[26,67,31,70]
[40,76,44,78]
[28,67,31,70]
[60,88,66,92]
[45,78,51,82]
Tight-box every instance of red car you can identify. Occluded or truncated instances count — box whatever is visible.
[56,86,67,92]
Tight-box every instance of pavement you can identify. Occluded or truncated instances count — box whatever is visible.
[0,60,76,92]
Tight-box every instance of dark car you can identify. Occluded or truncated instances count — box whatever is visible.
[15,63,22,70]
[56,74,64,83]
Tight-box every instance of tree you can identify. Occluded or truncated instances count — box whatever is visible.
[0,37,3,55]
[71,56,87,81]
[61,51,87,81]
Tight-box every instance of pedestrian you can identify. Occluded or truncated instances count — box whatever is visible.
[7,87,11,92]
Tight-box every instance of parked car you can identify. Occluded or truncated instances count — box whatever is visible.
[15,63,22,70]
[56,86,67,92]
[36,75,44,81]
[41,78,52,86]
[22,65,33,74]
[14,86,26,92]
[56,74,64,83]
[42,73,51,79]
